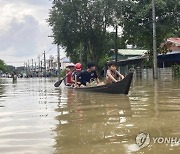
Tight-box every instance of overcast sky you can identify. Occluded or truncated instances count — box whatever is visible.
[0,0,65,67]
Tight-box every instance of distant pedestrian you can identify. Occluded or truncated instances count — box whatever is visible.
[12,71,17,82]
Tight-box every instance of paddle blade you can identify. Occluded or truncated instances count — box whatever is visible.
[54,80,63,87]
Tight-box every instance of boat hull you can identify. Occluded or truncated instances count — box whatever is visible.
[67,72,133,94]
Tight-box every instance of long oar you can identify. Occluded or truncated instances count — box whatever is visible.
[54,70,74,87]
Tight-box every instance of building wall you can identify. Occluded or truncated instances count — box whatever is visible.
[169,46,180,51]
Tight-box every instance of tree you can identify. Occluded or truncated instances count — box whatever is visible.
[121,0,180,50]
[48,0,119,71]
[0,59,6,72]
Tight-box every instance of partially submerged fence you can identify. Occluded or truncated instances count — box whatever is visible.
[135,67,173,80]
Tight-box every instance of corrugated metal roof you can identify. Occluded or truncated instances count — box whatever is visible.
[118,49,148,55]
[167,38,180,46]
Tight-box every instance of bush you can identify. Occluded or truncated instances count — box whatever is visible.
[172,64,180,77]
[59,69,66,78]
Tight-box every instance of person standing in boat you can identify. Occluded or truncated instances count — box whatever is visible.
[71,63,82,86]
[106,61,124,84]
[75,61,100,87]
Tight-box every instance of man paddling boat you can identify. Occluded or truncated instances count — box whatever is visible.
[65,63,75,86]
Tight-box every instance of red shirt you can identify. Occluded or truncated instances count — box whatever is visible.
[66,70,72,84]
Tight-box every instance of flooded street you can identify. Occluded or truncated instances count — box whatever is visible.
[0,77,180,154]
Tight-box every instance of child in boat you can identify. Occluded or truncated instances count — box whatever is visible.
[65,63,75,86]
[106,61,124,84]
[71,63,82,86]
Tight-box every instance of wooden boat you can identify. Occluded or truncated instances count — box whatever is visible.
[67,72,133,94]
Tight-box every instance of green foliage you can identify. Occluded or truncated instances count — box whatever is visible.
[48,0,180,72]
[59,69,66,78]
[48,0,119,69]
[172,64,180,77]
[0,60,7,72]
[121,0,180,51]
[6,65,15,73]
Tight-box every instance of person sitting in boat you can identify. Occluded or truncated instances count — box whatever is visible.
[106,61,124,84]
[71,63,82,86]
[75,61,100,87]
[65,63,75,86]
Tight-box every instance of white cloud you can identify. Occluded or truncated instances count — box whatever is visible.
[0,15,40,55]
[0,0,65,67]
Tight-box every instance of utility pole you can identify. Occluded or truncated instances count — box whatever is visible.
[28,60,30,77]
[57,45,61,79]
[43,51,46,77]
[80,49,82,64]
[40,61,43,73]
[115,25,118,62]
[26,62,28,76]
[24,62,26,72]
[32,59,34,73]
[38,55,40,76]
[35,62,36,74]
[24,62,26,77]
[152,0,158,79]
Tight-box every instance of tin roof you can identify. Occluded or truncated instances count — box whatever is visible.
[118,49,148,56]
[167,38,180,46]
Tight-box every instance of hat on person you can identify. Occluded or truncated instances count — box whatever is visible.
[75,63,82,71]
[66,63,75,68]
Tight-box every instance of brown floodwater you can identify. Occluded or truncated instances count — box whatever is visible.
[0,76,180,154]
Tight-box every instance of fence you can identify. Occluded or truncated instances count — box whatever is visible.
[135,67,173,80]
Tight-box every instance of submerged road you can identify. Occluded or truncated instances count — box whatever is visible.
[0,77,180,154]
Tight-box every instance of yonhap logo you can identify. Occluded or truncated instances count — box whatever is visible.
[135,132,180,150]
[135,132,150,149]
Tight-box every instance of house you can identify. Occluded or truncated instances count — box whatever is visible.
[110,49,148,74]
[111,49,147,61]
[158,38,180,67]
[161,38,180,52]
[60,57,71,69]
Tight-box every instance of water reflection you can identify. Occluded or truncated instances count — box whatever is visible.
[53,78,180,154]
[53,89,132,153]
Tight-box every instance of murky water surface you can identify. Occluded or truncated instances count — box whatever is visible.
[0,77,180,154]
